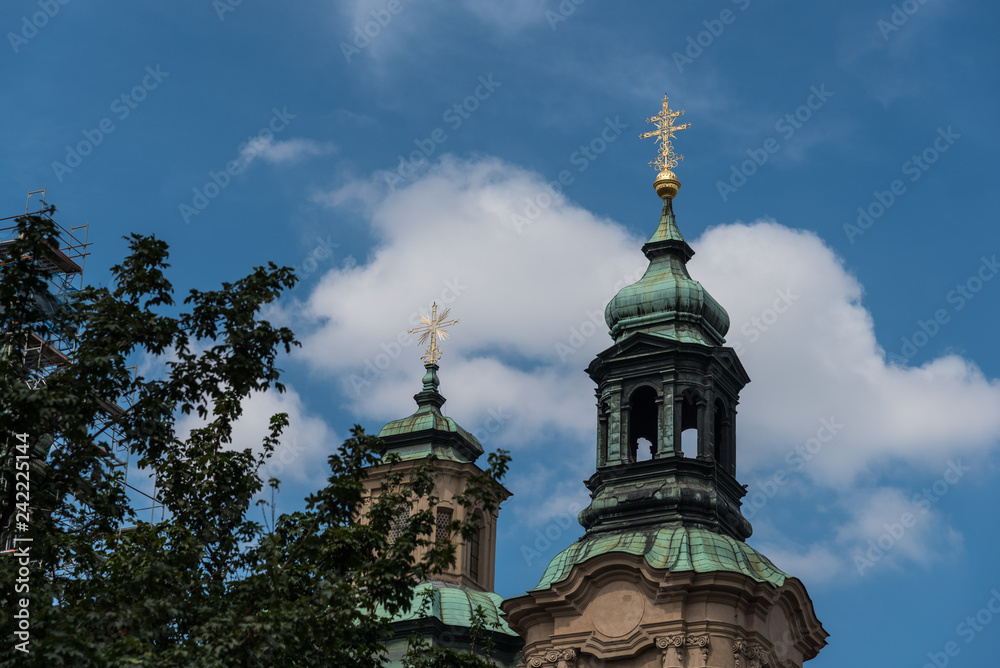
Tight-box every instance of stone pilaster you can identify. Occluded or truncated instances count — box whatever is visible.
[733,638,772,668]
[656,634,710,668]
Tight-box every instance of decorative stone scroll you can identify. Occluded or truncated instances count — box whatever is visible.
[655,634,710,668]
[733,638,771,668]
[526,648,577,668]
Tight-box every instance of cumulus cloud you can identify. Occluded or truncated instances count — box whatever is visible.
[752,543,845,584]
[291,155,646,437]
[238,137,336,170]
[694,221,1000,485]
[835,485,963,571]
[757,478,965,584]
[289,153,1000,577]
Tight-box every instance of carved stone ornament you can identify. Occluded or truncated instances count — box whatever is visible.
[733,638,771,668]
[655,634,710,668]
[526,648,577,668]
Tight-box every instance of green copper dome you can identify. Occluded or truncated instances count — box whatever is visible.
[377,363,484,463]
[533,524,787,591]
[390,581,519,637]
[605,198,729,346]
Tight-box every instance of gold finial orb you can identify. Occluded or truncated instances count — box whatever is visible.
[653,170,681,200]
[641,94,690,200]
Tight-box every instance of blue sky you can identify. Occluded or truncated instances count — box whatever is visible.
[3,0,1000,664]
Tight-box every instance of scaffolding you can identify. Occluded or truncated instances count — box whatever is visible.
[1,191,163,557]
[0,190,88,388]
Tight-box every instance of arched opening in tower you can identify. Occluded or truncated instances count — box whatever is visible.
[628,386,658,462]
[680,391,699,458]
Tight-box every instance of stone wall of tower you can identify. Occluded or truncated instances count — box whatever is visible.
[362,457,502,592]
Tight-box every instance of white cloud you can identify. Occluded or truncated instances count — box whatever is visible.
[289,154,1000,575]
[504,447,594,531]
[752,543,845,585]
[347,355,596,450]
[458,0,549,34]
[311,175,384,215]
[693,221,1000,486]
[238,137,336,170]
[291,155,646,436]
[756,482,965,585]
[834,486,962,570]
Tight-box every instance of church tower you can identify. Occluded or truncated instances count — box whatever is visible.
[502,97,828,667]
[366,305,523,666]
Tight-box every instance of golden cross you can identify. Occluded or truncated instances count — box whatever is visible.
[640,94,690,172]
[408,302,459,364]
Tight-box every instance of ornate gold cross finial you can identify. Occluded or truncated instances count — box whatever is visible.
[641,94,690,172]
[408,302,459,364]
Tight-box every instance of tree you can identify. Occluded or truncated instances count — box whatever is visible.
[0,210,509,667]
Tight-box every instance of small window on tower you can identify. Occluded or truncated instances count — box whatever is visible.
[390,506,408,543]
[469,513,484,584]
[435,507,453,542]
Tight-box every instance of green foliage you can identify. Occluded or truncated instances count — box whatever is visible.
[0,212,511,667]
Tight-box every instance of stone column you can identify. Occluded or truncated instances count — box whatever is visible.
[652,392,665,456]
[605,385,624,467]
[696,397,709,460]
[657,384,676,458]
[673,395,684,456]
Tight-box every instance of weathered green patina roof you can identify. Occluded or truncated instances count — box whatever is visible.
[377,363,483,463]
[391,581,520,637]
[377,408,482,463]
[532,524,787,591]
[605,198,729,346]
[378,405,481,454]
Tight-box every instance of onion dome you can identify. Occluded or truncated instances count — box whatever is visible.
[605,197,730,345]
